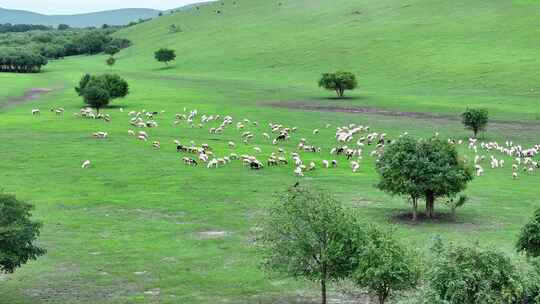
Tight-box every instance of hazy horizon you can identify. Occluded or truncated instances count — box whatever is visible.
[0,0,211,15]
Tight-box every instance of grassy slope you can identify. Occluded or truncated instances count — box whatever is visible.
[118,0,540,120]
[0,0,539,303]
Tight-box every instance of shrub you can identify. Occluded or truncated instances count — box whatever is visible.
[517,208,540,258]
[318,71,358,98]
[461,108,489,138]
[0,192,46,273]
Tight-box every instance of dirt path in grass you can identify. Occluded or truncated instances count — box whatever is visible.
[262,101,540,131]
[0,86,63,111]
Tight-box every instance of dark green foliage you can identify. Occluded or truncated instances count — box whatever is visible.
[104,45,121,57]
[426,240,523,304]
[461,108,489,137]
[517,208,540,258]
[57,24,70,31]
[40,44,66,59]
[258,185,362,304]
[318,71,358,98]
[82,85,111,113]
[353,226,420,304]
[75,73,129,112]
[154,48,176,66]
[0,192,46,274]
[376,136,473,220]
[74,31,112,55]
[0,49,47,73]
[106,57,116,68]
[0,23,50,33]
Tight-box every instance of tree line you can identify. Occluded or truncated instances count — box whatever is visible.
[0,23,50,33]
[0,29,131,73]
[0,48,47,73]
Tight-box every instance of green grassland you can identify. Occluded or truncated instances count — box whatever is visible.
[1,0,540,303]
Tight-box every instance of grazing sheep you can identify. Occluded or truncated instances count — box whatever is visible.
[128,130,135,136]
[351,161,360,173]
[31,109,40,116]
[313,129,320,135]
[228,141,236,148]
[93,132,108,139]
[254,147,262,153]
[152,141,161,149]
[294,166,304,177]
[322,160,330,168]
[332,160,338,168]
[81,160,91,169]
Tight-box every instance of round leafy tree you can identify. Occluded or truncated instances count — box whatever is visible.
[353,226,420,304]
[258,185,362,304]
[461,108,488,138]
[517,208,540,258]
[318,71,358,98]
[0,192,46,274]
[75,73,129,113]
[427,240,523,304]
[106,57,116,68]
[154,48,176,66]
[82,85,111,113]
[376,136,473,221]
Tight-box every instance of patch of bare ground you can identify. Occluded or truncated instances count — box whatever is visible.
[0,86,63,111]
[262,101,540,131]
[197,230,230,239]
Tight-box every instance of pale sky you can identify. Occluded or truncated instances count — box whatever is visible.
[1,0,211,15]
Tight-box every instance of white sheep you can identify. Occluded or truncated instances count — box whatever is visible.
[81,160,91,169]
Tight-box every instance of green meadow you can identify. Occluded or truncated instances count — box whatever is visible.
[1,0,539,303]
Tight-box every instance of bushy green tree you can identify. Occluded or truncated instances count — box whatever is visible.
[258,185,362,304]
[318,71,358,98]
[0,49,48,73]
[82,85,110,114]
[376,136,473,221]
[0,192,46,273]
[461,108,489,138]
[353,226,420,304]
[517,208,540,258]
[426,240,523,304]
[75,73,129,112]
[154,48,176,66]
[106,57,116,68]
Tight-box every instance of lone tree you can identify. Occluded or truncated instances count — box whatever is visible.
[376,136,473,221]
[0,192,46,274]
[461,108,488,138]
[258,185,362,304]
[154,48,176,66]
[75,73,129,113]
[106,57,116,69]
[427,239,523,304]
[353,226,420,304]
[517,207,540,258]
[318,71,358,98]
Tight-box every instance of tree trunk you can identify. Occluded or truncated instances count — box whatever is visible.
[321,279,327,304]
[425,191,435,218]
[411,197,418,221]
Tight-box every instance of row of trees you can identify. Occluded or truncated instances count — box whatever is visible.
[0,23,50,33]
[259,185,540,304]
[0,29,131,73]
[0,49,47,73]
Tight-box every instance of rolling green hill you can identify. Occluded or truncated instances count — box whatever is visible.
[116,0,540,120]
[0,7,161,27]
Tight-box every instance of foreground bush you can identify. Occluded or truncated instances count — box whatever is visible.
[258,185,362,304]
[0,192,46,273]
[426,240,523,304]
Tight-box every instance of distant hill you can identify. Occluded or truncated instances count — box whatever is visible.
[0,7,161,28]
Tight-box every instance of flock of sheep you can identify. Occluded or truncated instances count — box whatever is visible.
[31,106,540,180]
